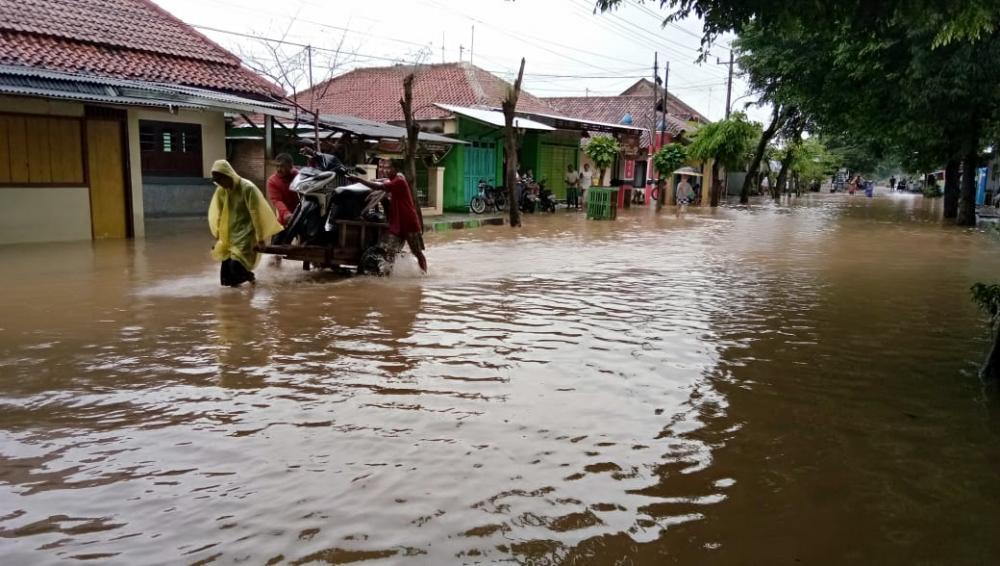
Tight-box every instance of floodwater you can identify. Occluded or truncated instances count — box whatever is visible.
[1,192,999,565]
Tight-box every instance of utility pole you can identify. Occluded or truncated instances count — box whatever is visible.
[651,52,658,155]
[471,25,475,65]
[717,50,734,119]
[442,32,445,63]
[459,44,464,62]
[663,61,670,131]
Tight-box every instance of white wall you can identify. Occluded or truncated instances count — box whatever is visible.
[126,108,227,236]
[0,188,92,243]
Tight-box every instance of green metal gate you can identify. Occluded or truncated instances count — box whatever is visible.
[539,144,578,199]
[463,142,497,203]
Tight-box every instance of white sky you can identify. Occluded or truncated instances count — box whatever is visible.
[152,0,768,124]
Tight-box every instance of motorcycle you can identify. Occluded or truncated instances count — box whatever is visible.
[274,152,371,246]
[518,175,540,213]
[469,179,507,214]
[536,180,556,213]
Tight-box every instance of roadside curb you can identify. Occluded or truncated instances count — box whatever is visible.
[424,216,506,232]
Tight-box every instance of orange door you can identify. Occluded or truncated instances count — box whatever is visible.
[86,119,129,239]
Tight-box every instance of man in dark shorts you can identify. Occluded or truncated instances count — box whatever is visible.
[348,161,427,273]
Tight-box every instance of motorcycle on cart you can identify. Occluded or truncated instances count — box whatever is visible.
[257,152,397,276]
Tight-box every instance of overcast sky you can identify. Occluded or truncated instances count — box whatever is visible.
[152,0,768,123]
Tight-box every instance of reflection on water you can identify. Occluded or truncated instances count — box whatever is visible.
[2,192,999,564]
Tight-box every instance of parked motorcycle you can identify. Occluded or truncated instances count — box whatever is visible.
[469,179,507,214]
[536,180,556,213]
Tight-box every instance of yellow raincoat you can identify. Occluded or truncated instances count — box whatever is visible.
[208,160,283,270]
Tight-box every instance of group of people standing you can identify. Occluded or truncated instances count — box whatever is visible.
[208,149,426,288]
[563,163,595,209]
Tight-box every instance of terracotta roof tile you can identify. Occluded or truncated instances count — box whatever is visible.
[0,0,280,98]
[544,95,697,147]
[294,62,556,122]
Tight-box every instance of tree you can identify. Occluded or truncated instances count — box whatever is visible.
[971,282,1000,382]
[584,136,621,187]
[734,15,1000,225]
[652,143,687,209]
[594,1,1000,55]
[685,112,759,206]
[400,74,424,230]
[502,58,526,228]
[741,104,788,203]
[789,137,840,188]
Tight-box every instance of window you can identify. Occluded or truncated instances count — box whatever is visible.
[0,114,85,186]
[139,120,203,177]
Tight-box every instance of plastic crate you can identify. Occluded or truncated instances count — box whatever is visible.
[586,187,619,220]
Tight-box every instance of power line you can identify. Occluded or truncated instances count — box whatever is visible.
[568,0,730,81]
[196,23,659,83]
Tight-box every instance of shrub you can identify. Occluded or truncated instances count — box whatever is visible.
[652,144,687,179]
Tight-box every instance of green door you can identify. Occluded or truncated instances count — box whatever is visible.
[463,142,497,202]
[539,144,578,199]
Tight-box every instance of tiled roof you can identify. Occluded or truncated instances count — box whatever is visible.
[0,0,280,98]
[544,95,694,147]
[294,62,556,122]
[619,78,709,123]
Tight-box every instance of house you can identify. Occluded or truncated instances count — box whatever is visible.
[545,79,710,194]
[0,0,289,245]
[294,62,642,211]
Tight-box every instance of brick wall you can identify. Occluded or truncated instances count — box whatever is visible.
[228,139,268,188]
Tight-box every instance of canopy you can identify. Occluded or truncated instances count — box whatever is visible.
[434,103,554,131]
[673,166,703,177]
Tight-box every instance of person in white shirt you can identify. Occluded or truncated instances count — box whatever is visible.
[760,174,771,196]
[676,175,694,204]
[579,163,594,206]
[564,164,581,209]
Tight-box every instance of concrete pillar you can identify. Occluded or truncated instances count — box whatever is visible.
[424,166,445,216]
[356,164,378,180]
[699,159,715,207]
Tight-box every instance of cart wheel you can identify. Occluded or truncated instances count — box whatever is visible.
[303,261,311,271]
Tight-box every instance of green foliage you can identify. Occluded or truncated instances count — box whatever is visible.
[789,138,841,184]
[686,112,760,170]
[972,283,1000,320]
[652,144,687,179]
[584,136,621,172]
[594,1,1000,57]
[922,182,943,198]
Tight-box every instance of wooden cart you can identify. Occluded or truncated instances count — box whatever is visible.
[257,220,390,272]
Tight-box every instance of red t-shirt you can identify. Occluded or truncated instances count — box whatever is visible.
[266,169,299,225]
[383,174,422,236]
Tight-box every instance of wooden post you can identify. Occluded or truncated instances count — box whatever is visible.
[502,58,526,228]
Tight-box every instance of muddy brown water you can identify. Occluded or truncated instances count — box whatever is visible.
[1,193,999,565]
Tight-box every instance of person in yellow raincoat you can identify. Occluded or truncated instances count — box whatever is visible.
[208,160,283,287]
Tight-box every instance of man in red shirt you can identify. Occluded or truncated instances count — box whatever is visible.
[266,153,299,225]
[349,161,427,273]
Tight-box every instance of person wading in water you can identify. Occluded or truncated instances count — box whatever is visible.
[208,160,283,287]
[348,161,427,273]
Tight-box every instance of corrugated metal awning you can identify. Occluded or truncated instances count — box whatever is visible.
[513,110,645,135]
[0,65,292,117]
[318,113,466,144]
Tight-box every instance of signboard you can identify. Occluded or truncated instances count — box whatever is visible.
[377,138,405,153]
[621,133,640,159]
